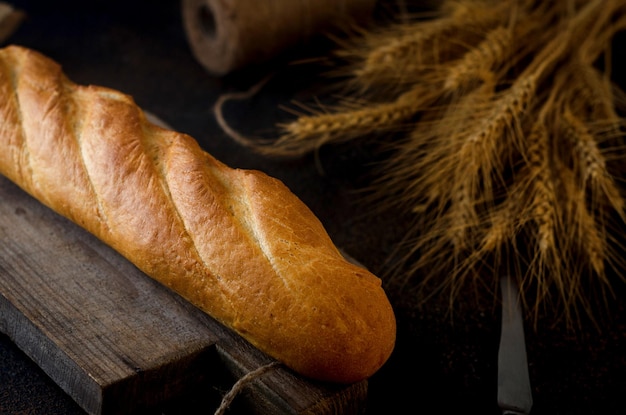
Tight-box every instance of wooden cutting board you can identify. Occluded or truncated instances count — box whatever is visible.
[0,174,367,415]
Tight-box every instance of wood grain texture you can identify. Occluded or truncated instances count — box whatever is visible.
[0,174,220,414]
[0,174,368,414]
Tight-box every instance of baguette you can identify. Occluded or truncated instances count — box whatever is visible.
[0,45,396,383]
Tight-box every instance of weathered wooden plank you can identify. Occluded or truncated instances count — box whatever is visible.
[0,174,368,414]
[0,175,221,414]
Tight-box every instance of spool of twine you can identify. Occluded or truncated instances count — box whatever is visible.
[0,2,25,44]
[182,0,376,75]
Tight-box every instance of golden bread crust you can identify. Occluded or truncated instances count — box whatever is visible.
[0,45,396,383]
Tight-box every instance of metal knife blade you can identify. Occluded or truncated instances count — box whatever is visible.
[497,275,533,415]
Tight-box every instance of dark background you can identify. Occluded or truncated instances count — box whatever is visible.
[0,1,624,414]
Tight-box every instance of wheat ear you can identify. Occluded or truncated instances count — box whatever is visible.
[350,1,511,92]
[271,84,441,157]
[527,121,558,255]
[558,162,609,283]
[443,25,513,91]
[562,107,626,221]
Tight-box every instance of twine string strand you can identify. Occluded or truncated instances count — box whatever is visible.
[214,361,282,415]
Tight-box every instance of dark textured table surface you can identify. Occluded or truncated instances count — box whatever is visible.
[1,1,625,414]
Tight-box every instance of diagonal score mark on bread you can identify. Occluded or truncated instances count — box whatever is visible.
[0,45,396,383]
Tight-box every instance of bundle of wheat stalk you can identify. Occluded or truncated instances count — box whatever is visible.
[248,0,626,327]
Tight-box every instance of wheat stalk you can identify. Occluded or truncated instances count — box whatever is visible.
[347,1,512,92]
[443,24,512,92]
[269,82,443,157]
[233,0,626,328]
[563,107,625,218]
[527,121,557,254]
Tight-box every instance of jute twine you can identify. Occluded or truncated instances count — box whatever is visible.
[214,361,282,415]
[213,73,276,150]
[0,2,24,44]
[182,0,376,75]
